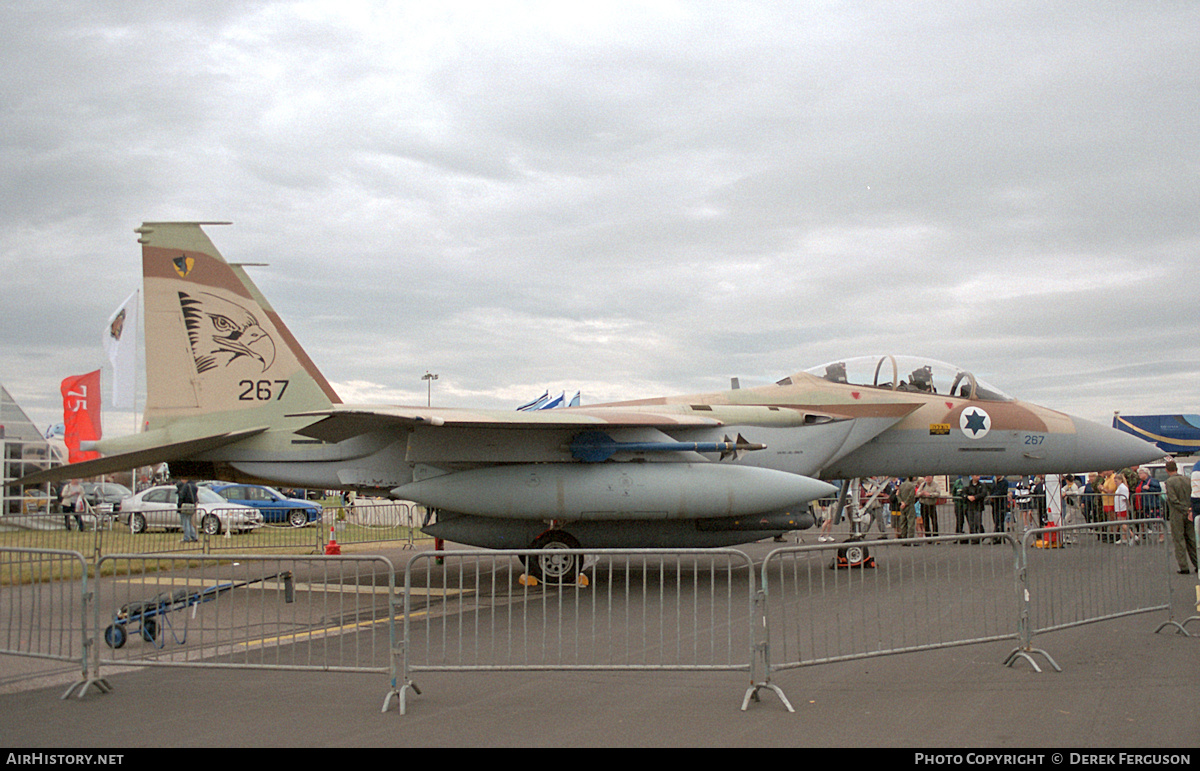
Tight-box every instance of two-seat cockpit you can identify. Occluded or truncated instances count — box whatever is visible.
[791,355,1014,402]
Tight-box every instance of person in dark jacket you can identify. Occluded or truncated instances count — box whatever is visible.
[989,476,1009,535]
[963,476,989,538]
[1031,475,1047,528]
[176,477,200,543]
[897,477,918,539]
[1082,472,1101,523]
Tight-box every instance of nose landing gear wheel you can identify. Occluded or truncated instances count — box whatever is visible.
[524,530,583,584]
[831,541,875,569]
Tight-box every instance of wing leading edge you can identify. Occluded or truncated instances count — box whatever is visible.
[287,402,824,443]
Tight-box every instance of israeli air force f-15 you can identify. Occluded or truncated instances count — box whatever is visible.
[20,222,1162,577]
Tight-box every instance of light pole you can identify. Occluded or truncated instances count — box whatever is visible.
[422,371,438,407]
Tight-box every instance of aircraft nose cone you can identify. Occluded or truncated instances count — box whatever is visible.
[1070,417,1164,471]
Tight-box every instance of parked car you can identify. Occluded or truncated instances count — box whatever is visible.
[84,482,132,513]
[1143,459,1195,484]
[208,484,322,527]
[119,485,263,535]
[21,489,52,514]
[195,480,234,489]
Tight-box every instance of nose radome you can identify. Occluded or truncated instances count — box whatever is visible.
[1070,417,1164,471]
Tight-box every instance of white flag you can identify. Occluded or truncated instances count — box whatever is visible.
[102,290,138,409]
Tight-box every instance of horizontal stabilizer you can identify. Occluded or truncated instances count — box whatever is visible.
[15,427,268,486]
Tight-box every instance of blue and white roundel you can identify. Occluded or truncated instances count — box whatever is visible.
[960,407,991,439]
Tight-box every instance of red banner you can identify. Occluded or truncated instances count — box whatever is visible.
[61,370,101,463]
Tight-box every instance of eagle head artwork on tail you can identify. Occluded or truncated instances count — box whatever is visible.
[178,290,276,375]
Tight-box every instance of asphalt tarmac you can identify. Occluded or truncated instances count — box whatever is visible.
[1,538,1197,749]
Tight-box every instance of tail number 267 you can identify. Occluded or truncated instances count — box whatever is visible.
[238,380,289,401]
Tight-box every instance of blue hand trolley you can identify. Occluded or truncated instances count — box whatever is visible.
[103,571,294,649]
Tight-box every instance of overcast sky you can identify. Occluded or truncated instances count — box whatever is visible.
[2,1,1197,439]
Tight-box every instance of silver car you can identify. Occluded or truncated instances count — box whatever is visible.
[120,485,263,535]
[84,482,133,513]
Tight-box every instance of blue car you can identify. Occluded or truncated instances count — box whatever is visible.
[209,484,322,527]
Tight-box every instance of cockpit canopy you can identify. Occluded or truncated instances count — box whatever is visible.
[786,355,1013,402]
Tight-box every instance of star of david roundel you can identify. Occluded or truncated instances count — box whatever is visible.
[960,407,991,439]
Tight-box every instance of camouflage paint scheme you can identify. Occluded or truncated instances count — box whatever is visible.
[19,223,1162,552]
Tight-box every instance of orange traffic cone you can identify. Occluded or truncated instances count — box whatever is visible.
[324,523,341,555]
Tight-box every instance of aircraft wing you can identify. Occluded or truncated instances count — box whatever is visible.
[15,427,269,487]
[287,403,825,443]
[283,402,925,477]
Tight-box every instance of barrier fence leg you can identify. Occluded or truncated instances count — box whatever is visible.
[1155,521,1193,636]
[382,675,422,715]
[1185,581,1200,633]
[1003,534,1061,673]
[382,579,420,715]
[741,587,794,712]
[61,562,113,700]
[1003,637,1061,673]
[1187,517,1200,631]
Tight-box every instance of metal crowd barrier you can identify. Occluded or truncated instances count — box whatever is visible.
[759,534,1021,701]
[114,504,405,555]
[389,548,758,715]
[93,553,397,691]
[0,503,114,559]
[322,502,430,550]
[198,501,432,552]
[190,506,325,554]
[1189,516,1200,632]
[0,546,109,699]
[1007,518,1177,671]
[1162,513,1200,634]
[814,497,1018,542]
[0,502,430,558]
[4,519,1196,714]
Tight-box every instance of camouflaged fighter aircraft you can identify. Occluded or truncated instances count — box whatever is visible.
[20,222,1162,579]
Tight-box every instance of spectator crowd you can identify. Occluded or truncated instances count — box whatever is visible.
[810,465,1198,573]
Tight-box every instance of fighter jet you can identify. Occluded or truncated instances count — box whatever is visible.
[18,222,1162,579]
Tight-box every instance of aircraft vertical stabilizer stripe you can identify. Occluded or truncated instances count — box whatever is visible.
[1113,414,1200,452]
[229,264,342,404]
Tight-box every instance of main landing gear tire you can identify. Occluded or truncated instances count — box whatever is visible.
[524,530,583,584]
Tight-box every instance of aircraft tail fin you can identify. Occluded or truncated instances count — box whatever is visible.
[136,222,340,432]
